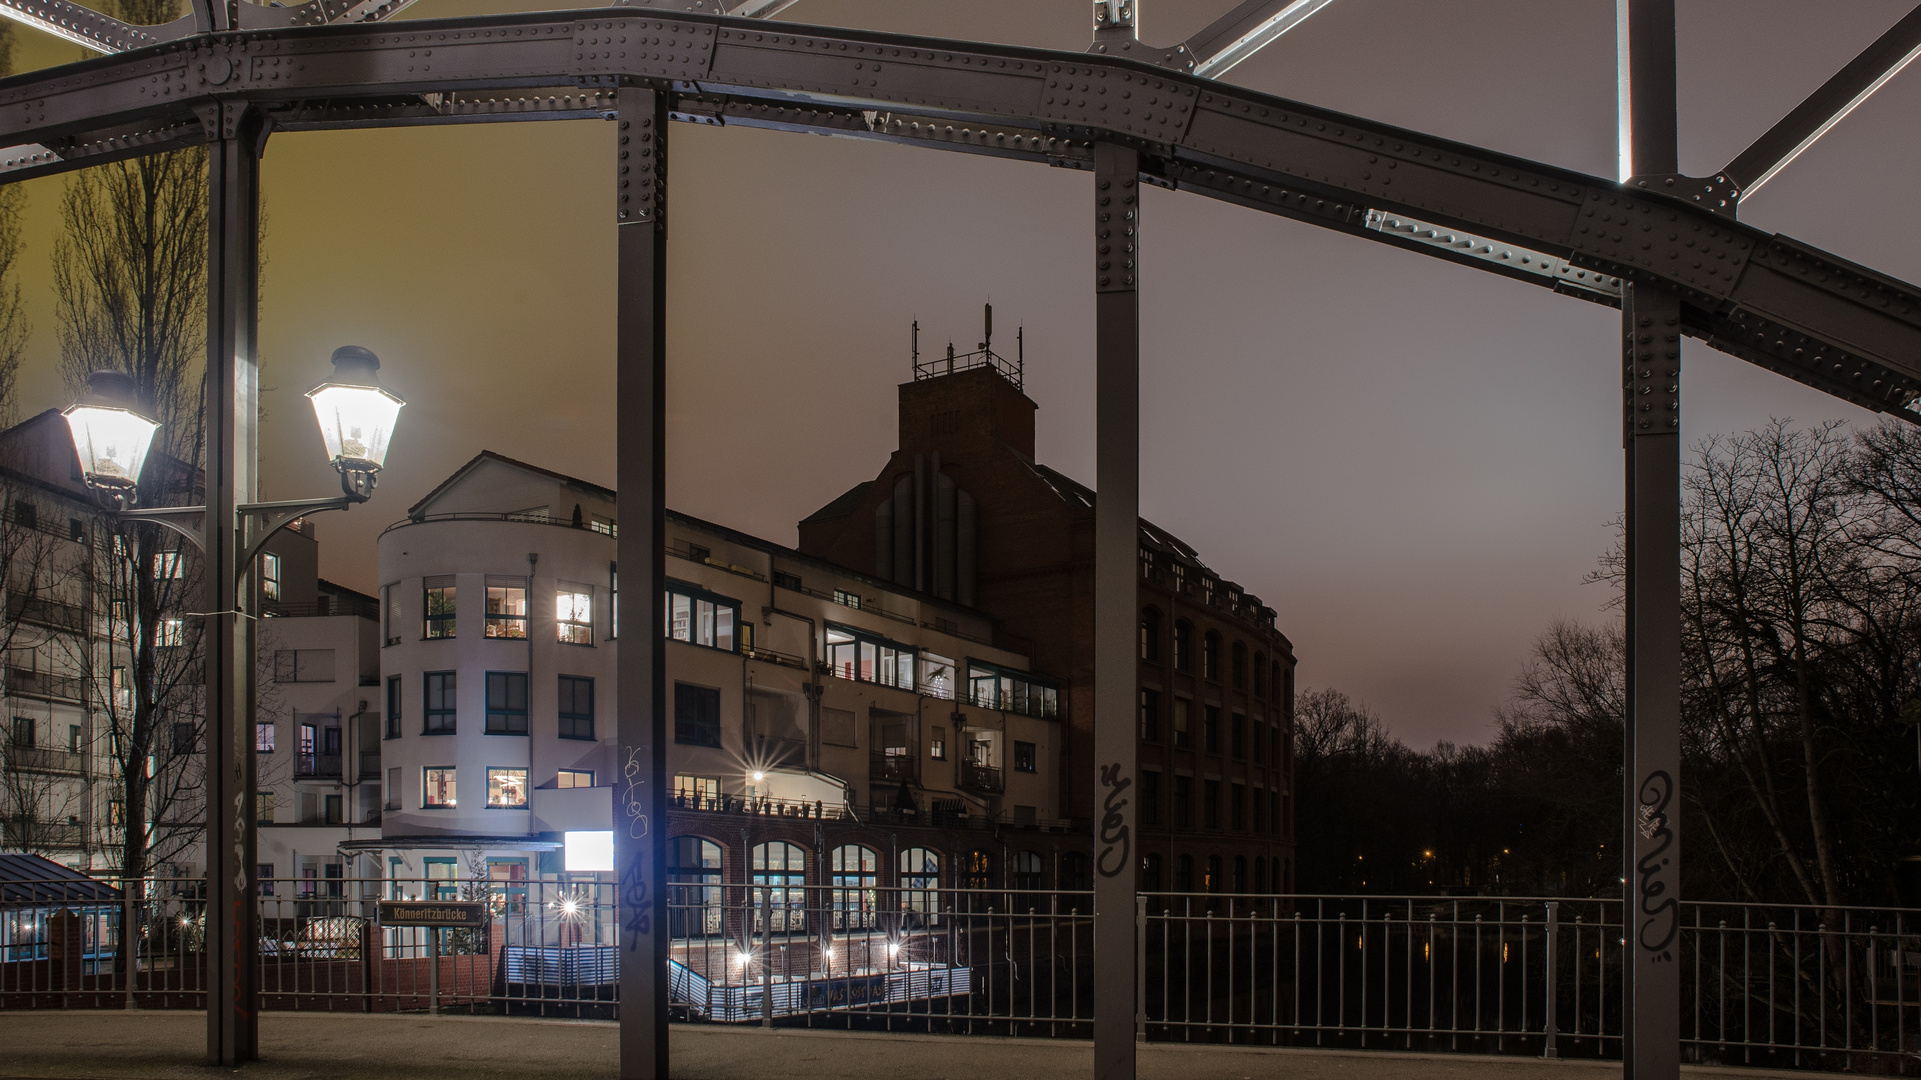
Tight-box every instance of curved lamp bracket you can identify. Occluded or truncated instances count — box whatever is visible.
[115,494,360,593]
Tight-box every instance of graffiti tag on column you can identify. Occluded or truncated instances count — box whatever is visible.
[621,746,651,947]
[1095,763,1131,878]
[1635,769,1677,961]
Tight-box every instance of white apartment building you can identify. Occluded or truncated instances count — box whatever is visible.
[373,451,1073,902]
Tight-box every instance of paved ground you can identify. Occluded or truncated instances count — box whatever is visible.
[0,1011,1858,1080]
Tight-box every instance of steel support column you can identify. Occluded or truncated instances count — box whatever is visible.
[203,98,265,1067]
[1619,3,1681,1078]
[1092,140,1141,1080]
[614,82,671,1080]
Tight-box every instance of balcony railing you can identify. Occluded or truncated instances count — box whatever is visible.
[295,753,341,779]
[958,762,1003,794]
[358,750,380,778]
[6,595,85,633]
[870,752,917,783]
[671,793,844,820]
[1,819,85,847]
[3,746,85,774]
[3,666,83,702]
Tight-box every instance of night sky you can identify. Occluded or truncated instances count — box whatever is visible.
[7,0,1918,746]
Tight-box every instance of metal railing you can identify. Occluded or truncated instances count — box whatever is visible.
[5,879,1919,1073]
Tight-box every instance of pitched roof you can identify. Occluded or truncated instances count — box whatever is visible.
[0,852,120,904]
[800,481,872,524]
[407,449,617,518]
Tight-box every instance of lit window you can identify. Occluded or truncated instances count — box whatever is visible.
[558,675,594,739]
[485,582,527,639]
[423,767,456,808]
[674,774,720,805]
[966,661,1059,719]
[155,618,184,648]
[826,624,915,689]
[255,722,274,753]
[557,586,593,645]
[255,792,274,825]
[423,577,455,639]
[152,551,183,580]
[261,552,281,601]
[485,672,528,735]
[663,581,738,652]
[929,725,947,760]
[557,769,594,789]
[833,588,861,610]
[486,767,528,809]
[609,563,618,640]
[111,666,131,710]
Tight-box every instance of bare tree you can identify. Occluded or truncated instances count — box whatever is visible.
[0,20,31,425]
[0,483,84,854]
[50,0,211,885]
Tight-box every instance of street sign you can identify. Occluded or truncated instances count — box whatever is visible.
[376,901,487,928]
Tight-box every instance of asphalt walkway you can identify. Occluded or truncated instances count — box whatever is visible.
[0,1011,1856,1080]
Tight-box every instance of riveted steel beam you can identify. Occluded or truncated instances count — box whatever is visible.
[0,0,419,55]
[0,9,1912,421]
[1724,3,1921,200]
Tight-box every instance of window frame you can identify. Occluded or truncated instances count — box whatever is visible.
[485,766,529,809]
[664,579,740,653]
[484,671,529,735]
[484,581,529,640]
[422,766,456,809]
[260,552,281,601]
[423,579,456,639]
[1012,740,1037,773]
[422,670,456,735]
[557,583,594,646]
[557,768,595,789]
[254,722,275,754]
[673,682,722,748]
[385,676,402,740]
[558,675,595,740]
[965,660,1060,719]
[826,622,917,690]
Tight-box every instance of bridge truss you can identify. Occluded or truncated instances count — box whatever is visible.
[1,2,1917,1078]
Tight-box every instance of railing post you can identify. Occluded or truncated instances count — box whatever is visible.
[1544,901,1560,1059]
[1619,3,1683,1079]
[761,885,774,1027]
[429,927,440,1016]
[122,884,136,1010]
[614,81,671,1080]
[1135,893,1147,1041]
[1091,139,1142,1080]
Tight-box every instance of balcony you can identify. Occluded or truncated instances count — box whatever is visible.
[1,818,85,847]
[870,751,917,783]
[359,750,381,778]
[958,761,1003,794]
[4,746,85,774]
[6,595,85,634]
[3,666,83,703]
[296,753,342,779]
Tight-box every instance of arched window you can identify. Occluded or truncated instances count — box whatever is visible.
[1205,854,1223,894]
[1060,851,1090,892]
[961,848,995,912]
[1173,620,1193,672]
[1254,856,1267,895]
[1202,632,1222,682]
[900,847,941,926]
[751,841,807,933]
[1139,607,1161,663]
[1010,851,1044,903]
[1174,854,1194,893]
[668,836,723,938]
[1233,855,1247,894]
[1231,641,1247,689]
[1253,653,1267,698]
[1280,859,1292,896]
[1142,853,1163,893]
[830,844,878,930]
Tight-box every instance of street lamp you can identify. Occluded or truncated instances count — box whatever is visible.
[62,370,160,509]
[65,347,403,557]
[307,345,405,500]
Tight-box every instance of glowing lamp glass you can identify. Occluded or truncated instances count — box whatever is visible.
[63,402,158,492]
[308,382,403,472]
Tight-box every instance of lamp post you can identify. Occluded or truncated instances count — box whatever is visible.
[65,346,402,1050]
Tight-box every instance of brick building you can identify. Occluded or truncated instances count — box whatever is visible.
[798,352,1297,893]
